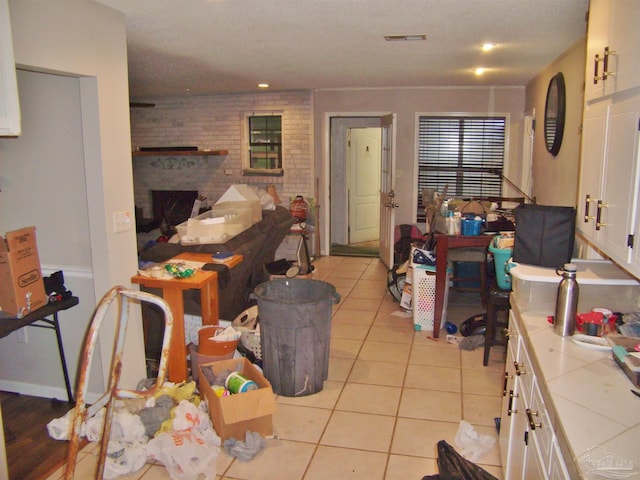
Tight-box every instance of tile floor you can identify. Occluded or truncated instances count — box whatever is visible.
[48,255,506,480]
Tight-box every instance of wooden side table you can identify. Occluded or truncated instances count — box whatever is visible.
[131,253,242,382]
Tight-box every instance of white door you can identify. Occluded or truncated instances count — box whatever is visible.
[379,114,397,268]
[348,128,381,244]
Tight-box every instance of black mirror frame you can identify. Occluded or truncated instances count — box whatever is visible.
[544,72,566,156]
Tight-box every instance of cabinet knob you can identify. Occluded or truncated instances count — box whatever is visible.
[596,200,608,230]
[513,361,526,376]
[584,194,596,223]
[526,408,542,430]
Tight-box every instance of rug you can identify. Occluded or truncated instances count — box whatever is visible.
[330,243,379,257]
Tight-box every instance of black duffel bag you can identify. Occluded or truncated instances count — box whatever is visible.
[513,204,576,268]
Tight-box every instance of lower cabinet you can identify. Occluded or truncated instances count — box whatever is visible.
[500,311,571,479]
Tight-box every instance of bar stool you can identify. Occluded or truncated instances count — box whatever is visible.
[483,281,510,366]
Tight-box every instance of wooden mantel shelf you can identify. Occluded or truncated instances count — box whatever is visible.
[132,149,228,157]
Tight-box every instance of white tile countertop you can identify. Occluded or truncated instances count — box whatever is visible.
[512,302,640,478]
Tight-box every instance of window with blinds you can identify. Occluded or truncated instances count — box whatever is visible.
[417,115,506,222]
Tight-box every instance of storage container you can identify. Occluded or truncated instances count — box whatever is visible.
[509,259,640,314]
[488,235,513,290]
[175,204,252,244]
[411,263,452,331]
[461,218,482,236]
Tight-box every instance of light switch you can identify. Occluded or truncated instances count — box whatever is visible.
[113,210,132,233]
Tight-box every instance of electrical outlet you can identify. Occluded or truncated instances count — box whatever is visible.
[16,328,27,344]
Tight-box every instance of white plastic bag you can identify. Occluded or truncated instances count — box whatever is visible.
[147,428,221,480]
[46,407,75,440]
[454,420,496,462]
[172,400,212,432]
[103,440,148,479]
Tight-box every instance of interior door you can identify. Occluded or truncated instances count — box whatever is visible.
[348,127,381,244]
[379,114,397,268]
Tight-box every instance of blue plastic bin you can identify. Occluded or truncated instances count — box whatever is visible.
[461,218,482,236]
[489,236,513,290]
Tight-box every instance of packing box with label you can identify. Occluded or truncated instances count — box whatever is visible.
[0,226,47,316]
[198,357,276,440]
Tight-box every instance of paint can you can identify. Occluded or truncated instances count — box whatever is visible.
[225,371,258,394]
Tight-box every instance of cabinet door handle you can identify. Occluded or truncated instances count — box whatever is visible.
[503,372,513,396]
[508,390,518,416]
[596,200,607,230]
[526,408,542,430]
[593,53,601,84]
[603,46,616,80]
[584,194,596,223]
[513,361,526,376]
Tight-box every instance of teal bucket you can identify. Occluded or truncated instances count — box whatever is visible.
[489,237,513,290]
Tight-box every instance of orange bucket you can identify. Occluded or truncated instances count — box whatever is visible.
[197,326,238,356]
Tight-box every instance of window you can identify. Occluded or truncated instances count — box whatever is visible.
[416,115,506,222]
[243,113,283,175]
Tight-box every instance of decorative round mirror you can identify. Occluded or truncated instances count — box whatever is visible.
[544,72,566,156]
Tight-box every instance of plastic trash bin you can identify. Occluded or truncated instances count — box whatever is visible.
[254,279,340,396]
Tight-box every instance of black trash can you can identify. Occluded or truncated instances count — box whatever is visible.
[254,279,340,396]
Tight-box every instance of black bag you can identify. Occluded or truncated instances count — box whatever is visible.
[422,440,498,480]
[513,204,576,268]
[387,267,406,303]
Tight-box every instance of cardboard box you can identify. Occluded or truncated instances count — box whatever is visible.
[199,357,277,440]
[0,226,47,316]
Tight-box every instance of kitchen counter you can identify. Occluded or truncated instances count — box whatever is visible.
[512,301,640,478]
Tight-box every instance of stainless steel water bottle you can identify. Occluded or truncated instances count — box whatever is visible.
[554,263,578,336]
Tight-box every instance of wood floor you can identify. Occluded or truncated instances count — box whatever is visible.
[1,391,73,480]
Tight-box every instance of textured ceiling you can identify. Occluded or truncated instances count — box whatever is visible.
[96,0,589,98]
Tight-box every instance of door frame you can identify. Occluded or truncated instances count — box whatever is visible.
[321,112,394,257]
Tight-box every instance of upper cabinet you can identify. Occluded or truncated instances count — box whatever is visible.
[585,0,640,101]
[579,0,640,278]
[0,0,20,136]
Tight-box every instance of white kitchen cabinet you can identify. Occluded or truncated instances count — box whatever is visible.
[585,0,640,101]
[578,93,640,274]
[500,310,571,480]
[0,0,20,136]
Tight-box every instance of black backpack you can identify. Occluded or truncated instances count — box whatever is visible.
[387,264,407,303]
[394,224,425,265]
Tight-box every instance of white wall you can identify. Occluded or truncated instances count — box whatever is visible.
[0,0,145,397]
[525,37,587,206]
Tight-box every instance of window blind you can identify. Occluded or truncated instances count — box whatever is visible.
[417,116,506,222]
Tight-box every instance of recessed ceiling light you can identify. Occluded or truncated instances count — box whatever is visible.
[481,43,496,52]
[258,83,269,89]
[384,34,427,41]
[474,67,486,75]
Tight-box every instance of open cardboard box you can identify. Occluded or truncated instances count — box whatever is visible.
[198,357,276,440]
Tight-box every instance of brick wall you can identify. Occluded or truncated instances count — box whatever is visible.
[130,90,313,218]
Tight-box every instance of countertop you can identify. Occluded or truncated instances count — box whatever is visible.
[512,301,640,478]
